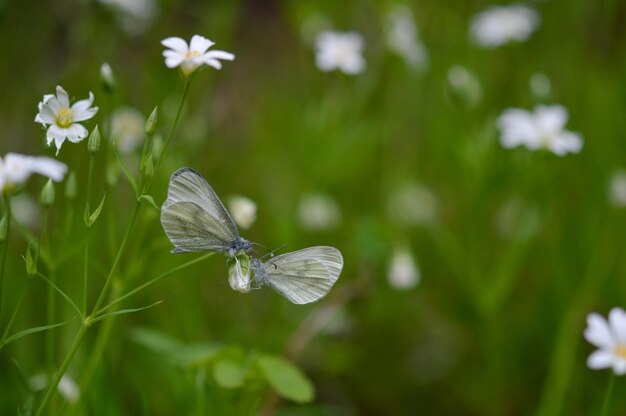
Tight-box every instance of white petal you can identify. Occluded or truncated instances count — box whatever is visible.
[71,92,98,122]
[45,96,62,114]
[66,124,88,142]
[55,86,70,108]
[609,308,626,344]
[165,54,185,68]
[587,350,614,369]
[161,37,188,53]
[28,157,67,182]
[585,313,615,349]
[203,50,235,61]
[534,105,568,133]
[341,55,366,74]
[35,105,56,125]
[204,59,222,70]
[614,358,626,375]
[3,153,34,184]
[189,35,214,54]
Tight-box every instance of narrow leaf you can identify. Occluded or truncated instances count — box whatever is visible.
[139,194,159,211]
[88,193,107,225]
[113,146,138,195]
[37,273,82,319]
[0,321,69,348]
[92,300,163,323]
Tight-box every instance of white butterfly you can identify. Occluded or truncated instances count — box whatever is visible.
[160,168,343,303]
[160,168,253,257]
[251,246,343,304]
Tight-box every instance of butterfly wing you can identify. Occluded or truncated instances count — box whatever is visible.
[161,168,239,253]
[261,246,343,304]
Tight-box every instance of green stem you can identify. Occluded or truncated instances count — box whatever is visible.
[35,322,89,416]
[84,153,95,316]
[90,201,141,316]
[97,252,214,315]
[0,193,11,326]
[600,373,616,416]
[0,279,29,351]
[152,79,190,182]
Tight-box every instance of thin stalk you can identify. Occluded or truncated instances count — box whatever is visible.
[0,280,29,352]
[35,322,89,416]
[152,79,190,180]
[90,201,141,316]
[600,373,616,416]
[97,252,214,315]
[0,193,12,325]
[84,153,96,316]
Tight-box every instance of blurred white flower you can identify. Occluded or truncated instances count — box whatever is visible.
[387,246,420,290]
[99,0,157,35]
[497,105,583,156]
[35,86,98,155]
[386,5,428,70]
[228,195,257,229]
[470,4,540,48]
[111,107,145,154]
[609,170,626,207]
[228,253,251,293]
[0,153,67,194]
[30,373,80,403]
[11,194,40,228]
[315,31,365,75]
[387,183,438,227]
[162,35,235,77]
[447,65,482,108]
[530,72,551,100]
[100,62,116,91]
[298,193,342,231]
[584,307,626,375]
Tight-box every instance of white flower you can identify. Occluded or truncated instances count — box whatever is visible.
[0,153,67,194]
[315,31,365,75]
[161,35,235,76]
[387,246,420,290]
[228,195,257,229]
[298,193,342,231]
[470,4,540,48]
[387,183,438,227]
[497,105,583,156]
[386,5,429,70]
[30,373,80,403]
[609,170,626,208]
[111,107,145,154]
[35,86,98,155]
[99,0,157,35]
[584,308,626,375]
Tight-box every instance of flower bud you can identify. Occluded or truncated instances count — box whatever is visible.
[65,171,77,200]
[145,106,158,136]
[40,179,55,207]
[88,125,101,154]
[100,63,116,93]
[228,252,252,293]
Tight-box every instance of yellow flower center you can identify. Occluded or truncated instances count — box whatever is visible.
[185,50,200,59]
[56,108,73,128]
[615,344,626,359]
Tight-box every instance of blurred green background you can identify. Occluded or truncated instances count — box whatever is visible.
[2,0,626,414]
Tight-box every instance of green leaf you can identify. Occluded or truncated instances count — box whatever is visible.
[92,300,163,323]
[132,328,221,367]
[139,194,159,211]
[257,355,314,403]
[0,320,69,348]
[37,273,82,319]
[87,193,107,226]
[213,359,244,388]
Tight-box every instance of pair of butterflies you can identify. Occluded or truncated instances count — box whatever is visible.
[160,168,343,304]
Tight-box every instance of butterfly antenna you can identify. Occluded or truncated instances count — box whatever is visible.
[259,244,286,261]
